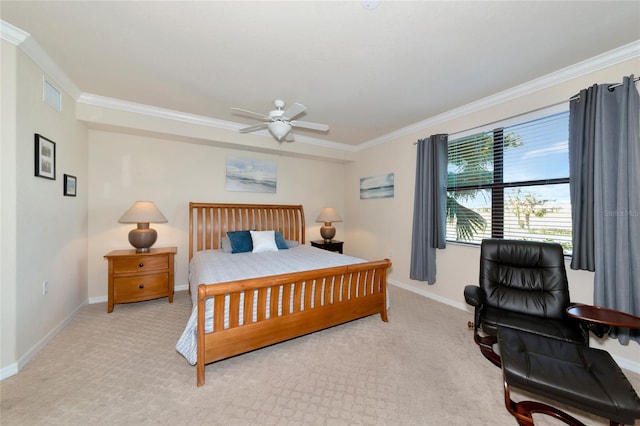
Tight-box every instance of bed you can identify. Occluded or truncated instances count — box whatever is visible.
[176,202,392,386]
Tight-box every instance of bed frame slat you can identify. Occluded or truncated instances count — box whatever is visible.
[243,290,254,325]
[282,283,292,315]
[213,296,225,332]
[229,293,240,328]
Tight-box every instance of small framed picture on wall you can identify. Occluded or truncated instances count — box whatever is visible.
[34,134,56,180]
[63,174,77,196]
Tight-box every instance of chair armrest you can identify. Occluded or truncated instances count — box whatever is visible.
[464,285,485,307]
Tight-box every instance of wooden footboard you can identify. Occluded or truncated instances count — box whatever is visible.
[196,258,391,386]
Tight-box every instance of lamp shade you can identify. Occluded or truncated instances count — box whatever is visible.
[118,201,167,253]
[315,208,342,223]
[118,201,168,224]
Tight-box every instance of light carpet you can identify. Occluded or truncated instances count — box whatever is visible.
[1,285,638,425]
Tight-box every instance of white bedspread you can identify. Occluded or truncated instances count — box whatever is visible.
[176,245,368,365]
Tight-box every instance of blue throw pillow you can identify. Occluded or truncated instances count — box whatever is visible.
[274,231,288,250]
[227,230,253,253]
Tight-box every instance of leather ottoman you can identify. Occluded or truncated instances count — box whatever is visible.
[498,326,640,425]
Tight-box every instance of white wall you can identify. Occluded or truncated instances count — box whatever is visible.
[1,39,19,377]
[87,130,347,300]
[345,58,640,369]
[1,44,89,376]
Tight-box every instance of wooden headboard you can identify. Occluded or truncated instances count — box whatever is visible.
[189,202,306,260]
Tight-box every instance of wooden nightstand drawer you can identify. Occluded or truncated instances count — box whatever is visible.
[113,273,169,302]
[112,255,168,273]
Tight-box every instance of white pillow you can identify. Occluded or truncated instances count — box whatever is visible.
[250,230,278,253]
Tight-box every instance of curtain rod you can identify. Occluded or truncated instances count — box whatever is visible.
[569,76,639,102]
[413,135,447,145]
[414,77,639,144]
[412,101,568,145]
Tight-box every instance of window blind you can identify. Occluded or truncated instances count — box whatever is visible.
[446,110,572,254]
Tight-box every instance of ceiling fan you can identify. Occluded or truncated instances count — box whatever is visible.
[232,99,329,142]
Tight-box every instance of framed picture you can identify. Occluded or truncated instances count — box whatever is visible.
[63,174,77,196]
[34,134,56,180]
[225,157,277,193]
[360,173,394,199]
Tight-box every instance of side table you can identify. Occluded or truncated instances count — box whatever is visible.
[104,246,177,313]
[566,304,640,333]
[311,240,343,254]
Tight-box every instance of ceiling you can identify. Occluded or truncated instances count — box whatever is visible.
[2,1,639,147]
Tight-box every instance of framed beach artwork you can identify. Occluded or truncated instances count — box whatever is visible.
[34,134,56,180]
[226,157,277,193]
[360,173,394,199]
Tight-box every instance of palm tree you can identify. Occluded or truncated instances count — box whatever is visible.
[447,131,522,240]
[506,189,555,230]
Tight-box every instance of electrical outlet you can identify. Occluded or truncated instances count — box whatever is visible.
[42,281,48,295]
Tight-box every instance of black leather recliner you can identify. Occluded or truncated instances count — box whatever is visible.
[464,239,589,366]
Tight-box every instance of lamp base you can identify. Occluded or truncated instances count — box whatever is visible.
[320,224,336,243]
[128,223,157,253]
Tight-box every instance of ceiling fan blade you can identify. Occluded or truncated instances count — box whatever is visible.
[282,103,306,120]
[239,123,269,133]
[290,120,329,132]
[231,107,269,121]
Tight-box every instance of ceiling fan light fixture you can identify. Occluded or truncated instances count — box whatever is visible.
[233,99,328,142]
[268,120,291,140]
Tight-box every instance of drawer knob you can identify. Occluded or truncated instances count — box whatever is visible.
[139,284,144,289]
[138,263,144,268]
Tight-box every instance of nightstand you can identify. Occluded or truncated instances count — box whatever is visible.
[104,247,177,313]
[311,240,343,254]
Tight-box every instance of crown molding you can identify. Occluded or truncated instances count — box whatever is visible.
[1,18,351,152]
[356,40,640,151]
[78,93,239,130]
[77,93,357,151]
[0,20,28,45]
[1,20,82,99]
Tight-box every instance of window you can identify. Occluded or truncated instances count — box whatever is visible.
[446,108,572,254]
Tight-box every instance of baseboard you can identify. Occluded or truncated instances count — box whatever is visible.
[1,300,86,382]
[387,279,640,375]
[614,356,640,374]
[388,278,469,311]
[0,362,19,381]
[88,295,107,304]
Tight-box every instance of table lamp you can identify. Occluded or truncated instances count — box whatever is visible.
[118,201,167,252]
[316,207,342,242]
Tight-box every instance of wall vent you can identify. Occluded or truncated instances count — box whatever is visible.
[43,78,62,112]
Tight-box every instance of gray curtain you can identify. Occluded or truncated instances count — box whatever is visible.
[569,75,640,344]
[410,134,448,284]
